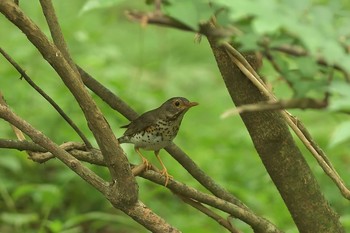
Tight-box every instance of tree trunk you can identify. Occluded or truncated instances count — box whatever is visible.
[206,37,344,232]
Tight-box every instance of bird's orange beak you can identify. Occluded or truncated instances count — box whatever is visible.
[186,101,199,108]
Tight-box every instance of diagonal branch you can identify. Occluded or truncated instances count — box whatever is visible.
[177,194,241,233]
[78,66,246,208]
[0,0,138,205]
[0,47,92,148]
[1,138,281,233]
[0,107,179,232]
[0,104,108,194]
[39,0,76,69]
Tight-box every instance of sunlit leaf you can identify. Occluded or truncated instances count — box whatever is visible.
[295,57,318,78]
[0,155,22,173]
[329,82,350,112]
[80,0,124,14]
[165,0,215,30]
[0,212,38,225]
[329,121,350,148]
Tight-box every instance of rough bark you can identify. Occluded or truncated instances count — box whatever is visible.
[206,36,344,232]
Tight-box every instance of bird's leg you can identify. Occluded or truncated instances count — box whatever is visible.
[135,147,151,170]
[155,150,172,186]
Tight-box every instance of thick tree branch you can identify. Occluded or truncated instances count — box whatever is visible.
[119,201,180,233]
[2,137,281,232]
[0,0,137,205]
[0,106,180,232]
[39,0,76,69]
[141,171,282,233]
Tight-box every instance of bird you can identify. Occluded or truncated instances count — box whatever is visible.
[118,97,198,186]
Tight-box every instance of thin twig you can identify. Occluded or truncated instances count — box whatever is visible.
[177,194,241,233]
[0,139,46,152]
[221,98,328,117]
[0,92,26,141]
[0,47,92,148]
[263,46,294,89]
[39,0,76,69]
[270,45,350,82]
[0,104,108,194]
[127,10,350,82]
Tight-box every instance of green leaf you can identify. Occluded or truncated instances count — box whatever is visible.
[80,0,124,14]
[46,219,63,233]
[165,0,214,30]
[13,184,62,208]
[295,57,318,78]
[329,82,350,112]
[0,155,22,173]
[234,33,260,51]
[329,121,350,148]
[0,212,38,226]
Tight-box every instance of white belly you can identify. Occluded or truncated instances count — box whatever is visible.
[130,133,172,151]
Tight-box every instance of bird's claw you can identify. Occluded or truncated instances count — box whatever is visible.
[160,169,173,186]
[142,158,152,170]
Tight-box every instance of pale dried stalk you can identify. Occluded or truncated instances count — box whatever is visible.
[223,43,350,200]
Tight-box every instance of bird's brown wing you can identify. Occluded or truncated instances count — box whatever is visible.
[121,109,159,136]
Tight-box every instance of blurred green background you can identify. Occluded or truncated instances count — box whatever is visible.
[0,1,349,232]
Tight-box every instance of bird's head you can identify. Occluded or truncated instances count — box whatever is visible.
[161,97,198,120]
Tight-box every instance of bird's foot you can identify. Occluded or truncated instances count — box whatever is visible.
[159,169,173,186]
[142,158,152,170]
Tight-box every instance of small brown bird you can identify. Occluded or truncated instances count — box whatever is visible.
[118,97,198,186]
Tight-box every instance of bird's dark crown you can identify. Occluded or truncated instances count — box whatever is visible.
[160,97,198,120]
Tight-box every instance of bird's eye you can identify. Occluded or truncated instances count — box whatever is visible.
[174,100,180,107]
